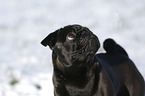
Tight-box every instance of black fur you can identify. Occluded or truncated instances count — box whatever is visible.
[41,24,144,96]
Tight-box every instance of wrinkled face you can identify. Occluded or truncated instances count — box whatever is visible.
[41,25,100,66]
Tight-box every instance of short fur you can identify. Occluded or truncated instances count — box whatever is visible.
[41,25,144,96]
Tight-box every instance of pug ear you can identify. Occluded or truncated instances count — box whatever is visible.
[41,31,58,49]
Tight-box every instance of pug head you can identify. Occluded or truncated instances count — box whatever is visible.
[41,25,100,67]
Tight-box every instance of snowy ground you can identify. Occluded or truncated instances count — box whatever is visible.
[0,0,145,96]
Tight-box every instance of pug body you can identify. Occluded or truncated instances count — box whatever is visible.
[41,25,144,96]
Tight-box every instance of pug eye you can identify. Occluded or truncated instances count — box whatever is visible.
[67,32,76,40]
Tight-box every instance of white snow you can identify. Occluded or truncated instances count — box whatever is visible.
[0,0,145,96]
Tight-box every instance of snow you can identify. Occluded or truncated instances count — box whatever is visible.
[0,0,145,96]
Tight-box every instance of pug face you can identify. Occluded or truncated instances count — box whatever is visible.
[41,25,100,67]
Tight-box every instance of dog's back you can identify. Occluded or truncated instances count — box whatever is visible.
[96,38,144,96]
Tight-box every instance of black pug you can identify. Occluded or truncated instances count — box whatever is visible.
[41,25,144,96]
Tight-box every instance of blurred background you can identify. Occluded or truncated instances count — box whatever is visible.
[0,0,145,96]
